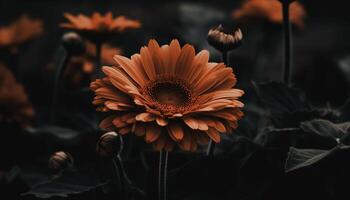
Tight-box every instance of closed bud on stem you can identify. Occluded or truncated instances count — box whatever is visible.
[96,132,121,157]
[48,151,74,173]
[62,32,85,56]
[207,25,243,52]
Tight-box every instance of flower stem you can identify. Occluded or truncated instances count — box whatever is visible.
[112,155,123,195]
[95,42,102,78]
[111,135,133,198]
[158,150,168,200]
[282,1,292,85]
[50,46,69,124]
[222,50,228,66]
[206,140,216,156]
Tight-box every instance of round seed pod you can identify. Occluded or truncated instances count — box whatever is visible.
[62,32,85,56]
[48,151,74,172]
[96,132,121,157]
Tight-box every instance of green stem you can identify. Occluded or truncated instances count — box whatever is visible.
[50,47,69,124]
[95,42,102,78]
[158,150,168,200]
[282,1,292,85]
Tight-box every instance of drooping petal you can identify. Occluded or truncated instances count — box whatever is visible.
[145,123,162,143]
[167,122,184,141]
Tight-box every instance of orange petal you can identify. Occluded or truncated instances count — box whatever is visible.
[179,131,191,151]
[167,123,184,141]
[145,124,162,143]
[214,121,226,132]
[134,123,146,136]
[175,44,195,76]
[153,135,166,151]
[119,127,131,135]
[99,115,115,130]
[156,117,168,126]
[206,128,221,143]
[136,113,155,122]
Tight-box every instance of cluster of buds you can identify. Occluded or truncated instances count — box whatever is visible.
[96,132,121,157]
[207,25,243,52]
[48,151,74,173]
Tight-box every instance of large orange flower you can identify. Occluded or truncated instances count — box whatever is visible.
[232,0,306,28]
[90,39,244,151]
[60,12,140,42]
[0,15,43,50]
[0,63,34,126]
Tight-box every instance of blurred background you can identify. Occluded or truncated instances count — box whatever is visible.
[1,0,350,111]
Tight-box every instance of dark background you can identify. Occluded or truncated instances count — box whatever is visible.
[1,1,350,200]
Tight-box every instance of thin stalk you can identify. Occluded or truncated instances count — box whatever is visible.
[111,135,130,198]
[282,2,292,85]
[95,42,102,78]
[50,47,69,123]
[206,140,216,156]
[158,150,168,200]
[222,50,228,66]
[112,156,123,195]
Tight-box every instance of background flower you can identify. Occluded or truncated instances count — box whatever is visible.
[61,42,122,88]
[0,63,34,126]
[91,39,244,151]
[60,12,141,42]
[0,15,43,51]
[232,0,306,28]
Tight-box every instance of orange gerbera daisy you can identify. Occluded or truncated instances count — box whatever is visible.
[0,15,43,51]
[232,0,306,28]
[60,12,141,42]
[90,39,244,151]
[0,63,34,127]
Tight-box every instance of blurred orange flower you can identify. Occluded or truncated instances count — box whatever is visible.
[60,12,140,42]
[0,63,34,127]
[0,15,43,51]
[90,39,244,151]
[232,0,306,28]
[63,43,122,88]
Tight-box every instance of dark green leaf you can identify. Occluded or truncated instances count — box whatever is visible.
[300,119,350,142]
[253,81,308,114]
[285,145,350,172]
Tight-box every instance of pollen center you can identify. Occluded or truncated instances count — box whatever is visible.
[151,82,188,106]
[142,77,196,115]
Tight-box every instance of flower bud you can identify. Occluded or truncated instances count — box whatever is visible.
[62,32,85,56]
[207,25,243,52]
[96,132,121,157]
[48,151,74,172]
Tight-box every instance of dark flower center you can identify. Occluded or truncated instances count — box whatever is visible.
[142,77,196,115]
[150,81,190,106]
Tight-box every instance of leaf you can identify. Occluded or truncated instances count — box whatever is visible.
[253,81,308,114]
[339,99,350,121]
[21,169,105,198]
[27,125,81,146]
[269,109,338,129]
[300,119,350,142]
[258,127,337,150]
[285,145,350,172]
